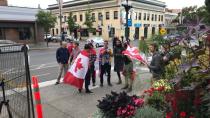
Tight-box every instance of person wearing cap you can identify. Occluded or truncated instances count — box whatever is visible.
[70,41,81,64]
[55,41,70,85]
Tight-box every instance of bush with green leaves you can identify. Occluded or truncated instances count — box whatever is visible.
[134,106,164,118]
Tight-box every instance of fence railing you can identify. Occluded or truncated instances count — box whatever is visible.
[0,44,34,118]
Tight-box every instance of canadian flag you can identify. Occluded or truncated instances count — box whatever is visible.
[63,50,89,89]
[122,45,146,63]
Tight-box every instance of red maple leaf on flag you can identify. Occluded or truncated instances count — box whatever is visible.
[75,58,83,72]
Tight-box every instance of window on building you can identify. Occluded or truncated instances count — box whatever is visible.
[80,29,89,37]
[159,15,161,21]
[92,13,96,22]
[114,11,118,19]
[19,28,31,40]
[93,28,96,35]
[144,13,146,20]
[109,27,115,37]
[106,12,110,20]
[161,15,164,21]
[151,14,154,21]
[56,28,59,34]
[64,16,67,22]
[80,14,83,21]
[99,28,102,35]
[73,15,77,22]
[98,12,102,20]
[155,14,157,21]
[138,13,141,20]
[147,14,150,21]
[135,12,138,20]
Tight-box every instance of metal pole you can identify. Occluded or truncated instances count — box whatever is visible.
[23,45,35,118]
[59,0,62,35]
[125,5,129,42]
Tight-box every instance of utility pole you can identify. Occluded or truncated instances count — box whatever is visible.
[58,0,63,35]
[122,0,132,43]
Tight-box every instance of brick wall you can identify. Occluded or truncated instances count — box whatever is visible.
[0,0,8,6]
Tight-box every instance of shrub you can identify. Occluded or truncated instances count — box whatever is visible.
[134,106,164,118]
[97,91,144,118]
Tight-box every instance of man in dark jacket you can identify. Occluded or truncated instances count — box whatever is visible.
[147,43,164,82]
[55,41,70,85]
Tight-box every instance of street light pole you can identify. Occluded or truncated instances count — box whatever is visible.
[122,0,132,43]
[58,0,62,35]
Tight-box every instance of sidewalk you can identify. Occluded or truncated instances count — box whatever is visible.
[29,42,60,50]
[38,67,151,118]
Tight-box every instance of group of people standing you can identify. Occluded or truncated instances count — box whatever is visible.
[55,36,172,94]
[55,37,136,94]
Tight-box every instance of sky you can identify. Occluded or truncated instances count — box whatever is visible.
[7,0,205,9]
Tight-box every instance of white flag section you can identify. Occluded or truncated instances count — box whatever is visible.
[122,46,146,63]
[64,50,89,89]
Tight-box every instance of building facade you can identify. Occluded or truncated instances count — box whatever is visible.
[48,0,166,40]
[0,0,7,6]
[0,6,44,43]
[165,8,179,34]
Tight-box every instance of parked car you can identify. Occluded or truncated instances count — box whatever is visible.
[87,37,104,48]
[0,40,30,53]
[44,34,52,41]
[51,35,62,42]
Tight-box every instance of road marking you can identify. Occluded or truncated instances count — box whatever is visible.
[36,73,51,77]
[30,65,58,71]
[30,62,56,68]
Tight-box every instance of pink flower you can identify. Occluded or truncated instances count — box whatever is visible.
[134,98,144,107]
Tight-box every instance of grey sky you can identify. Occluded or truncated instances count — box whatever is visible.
[8,0,205,9]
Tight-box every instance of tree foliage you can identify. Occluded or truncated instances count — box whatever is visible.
[179,5,210,25]
[84,8,94,33]
[36,10,57,33]
[205,0,210,13]
[67,12,78,33]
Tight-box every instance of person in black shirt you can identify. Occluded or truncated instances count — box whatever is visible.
[55,42,70,85]
[114,39,124,84]
[147,43,164,83]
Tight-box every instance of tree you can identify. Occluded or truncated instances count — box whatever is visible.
[36,10,56,46]
[178,5,210,25]
[67,12,78,34]
[84,8,95,34]
[205,0,210,13]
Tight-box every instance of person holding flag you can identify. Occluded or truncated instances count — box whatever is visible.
[122,42,147,92]
[63,44,90,93]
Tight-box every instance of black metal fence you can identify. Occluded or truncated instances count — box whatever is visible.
[0,44,34,118]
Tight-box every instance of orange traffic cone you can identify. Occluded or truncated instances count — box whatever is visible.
[32,76,43,118]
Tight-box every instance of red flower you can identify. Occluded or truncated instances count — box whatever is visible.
[166,112,173,118]
[180,112,187,117]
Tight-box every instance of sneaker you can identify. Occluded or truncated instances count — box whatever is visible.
[55,82,60,85]
[108,83,113,87]
[92,83,96,87]
[116,81,122,85]
[78,89,82,93]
